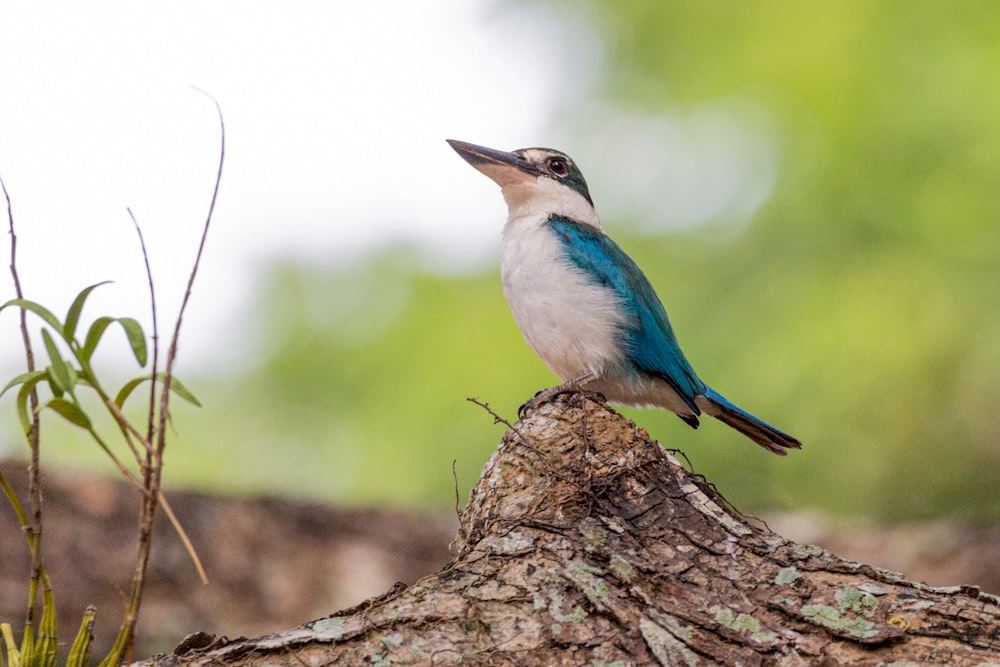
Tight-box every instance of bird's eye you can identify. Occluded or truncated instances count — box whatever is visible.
[547,157,569,177]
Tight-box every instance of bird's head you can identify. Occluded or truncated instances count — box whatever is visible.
[447,139,600,228]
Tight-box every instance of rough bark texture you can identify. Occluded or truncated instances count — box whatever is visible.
[140,393,1000,666]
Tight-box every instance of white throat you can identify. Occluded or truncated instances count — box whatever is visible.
[501,177,601,229]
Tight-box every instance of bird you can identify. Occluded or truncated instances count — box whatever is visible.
[447,139,801,455]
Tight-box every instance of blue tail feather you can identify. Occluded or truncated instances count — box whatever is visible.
[696,387,801,456]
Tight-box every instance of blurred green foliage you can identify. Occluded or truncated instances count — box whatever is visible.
[13,1,1000,519]
[558,0,1000,519]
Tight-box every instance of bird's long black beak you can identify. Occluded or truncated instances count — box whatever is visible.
[447,140,533,172]
[447,139,539,186]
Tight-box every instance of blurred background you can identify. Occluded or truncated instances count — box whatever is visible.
[2,0,1000,650]
[3,0,1000,519]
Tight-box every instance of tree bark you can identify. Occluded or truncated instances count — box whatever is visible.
[139,393,1000,666]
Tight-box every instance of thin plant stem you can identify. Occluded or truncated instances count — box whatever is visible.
[3,174,44,636]
[102,92,225,665]
[104,398,208,584]
[127,207,159,461]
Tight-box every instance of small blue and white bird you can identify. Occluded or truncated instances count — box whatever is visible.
[448,139,801,455]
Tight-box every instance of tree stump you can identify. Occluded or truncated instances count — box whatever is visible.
[140,393,1000,666]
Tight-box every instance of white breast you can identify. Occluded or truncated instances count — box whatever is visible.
[499,214,627,382]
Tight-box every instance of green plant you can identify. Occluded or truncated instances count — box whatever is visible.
[0,93,224,667]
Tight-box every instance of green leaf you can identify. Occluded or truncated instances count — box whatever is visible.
[15,374,48,436]
[44,368,64,399]
[79,316,148,367]
[81,316,114,363]
[18,622,33,667]
[114,373,202,408]
[116,317,148,367]
[164,375,202,407]
[1,622,20,667]
[38,584,58,667]
[63,281,112,344]
[44,398,91,429]
[0,370,47,399]
[41,329,73,394]
[113,376,146,408]
[0,298,64,337]
[66,607,95,667]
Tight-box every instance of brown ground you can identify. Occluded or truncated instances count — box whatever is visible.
[1,459,998,660]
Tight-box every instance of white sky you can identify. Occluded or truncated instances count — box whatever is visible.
[0,1,778,377]
[0,1,587,369]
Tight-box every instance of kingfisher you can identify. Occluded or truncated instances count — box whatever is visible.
[447,139,801,455]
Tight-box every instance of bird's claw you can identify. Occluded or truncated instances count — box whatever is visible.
[517,383,592,419]
[517,394,542,420]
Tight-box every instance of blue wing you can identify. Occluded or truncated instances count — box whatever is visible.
[546,216,705,413]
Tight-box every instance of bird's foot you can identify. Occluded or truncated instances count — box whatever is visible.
[517,385,567,419]
[517,372,598,419]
